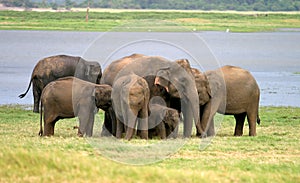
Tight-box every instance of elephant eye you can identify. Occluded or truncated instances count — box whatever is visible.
[178,77,186,83]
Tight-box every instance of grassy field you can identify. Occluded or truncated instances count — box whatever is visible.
[0,105,299,182]
[1,10,300,32]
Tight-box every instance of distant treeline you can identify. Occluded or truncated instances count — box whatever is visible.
[1,0,300,11]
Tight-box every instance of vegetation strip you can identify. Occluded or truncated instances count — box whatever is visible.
[1,10,300,32]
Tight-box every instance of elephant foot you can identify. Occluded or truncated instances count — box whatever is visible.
[77,130,84,137]
[138,130,148,140]
[124,135,132,141]
[234,132,243,136]
[196,133,208,139]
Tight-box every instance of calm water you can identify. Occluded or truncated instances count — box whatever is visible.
[0,30,299,107]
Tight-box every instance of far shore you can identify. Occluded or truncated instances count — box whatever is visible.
[1,4,300,14]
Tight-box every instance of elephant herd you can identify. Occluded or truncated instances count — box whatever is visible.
[19,53,261,140]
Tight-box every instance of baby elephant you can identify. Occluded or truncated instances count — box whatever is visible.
[148,104,180,139]
[39,76,112,137]
[112,74,150,140]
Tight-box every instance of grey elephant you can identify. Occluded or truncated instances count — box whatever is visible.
[112,73,150,140]
[39,77,112,137]
[19,54,102,113]
[101,54,199,138]
[148,104,179,139]
[191,65,261,137]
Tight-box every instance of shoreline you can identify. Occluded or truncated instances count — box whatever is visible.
[1,5,300,14]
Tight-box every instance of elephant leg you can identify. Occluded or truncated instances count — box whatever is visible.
[101,110,112,137]
[78,103,94,137]
[32,80,41,113]
[159,123,167,139]
[85,111,95,137]
[137,106,148,140]
[196,104,206,137]
[207,118,215,136]
[168,124,179,139]
[43,112,58,136]
[44,122,56,136]
[234,113,246,136]
[125,121,137,140]
[110,108,117,136]
[200,101,217,137]
[247,111,257,136]
[116,118,124,139]
[124,107,138,140]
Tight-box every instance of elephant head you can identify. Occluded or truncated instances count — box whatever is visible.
[76,59,102,84]
[94,84,112,111]
[191,68,211,105]
[162,108,180,132]
[154,59,199,137]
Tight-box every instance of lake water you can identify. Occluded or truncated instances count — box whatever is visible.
[0,30,299,107]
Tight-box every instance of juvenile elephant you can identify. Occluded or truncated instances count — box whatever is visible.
[192,65,260,137]
[112,74,150,140]
[39,77,112,137]
[148,104,179,139]
[101,54,199,138]
[19,55,102,113]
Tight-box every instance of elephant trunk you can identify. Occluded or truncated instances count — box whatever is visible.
[181,94,199,138]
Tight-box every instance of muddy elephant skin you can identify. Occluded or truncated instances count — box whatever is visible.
[19,55,102,113]
[39,77,111,137]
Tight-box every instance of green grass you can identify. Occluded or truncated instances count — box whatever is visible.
[1,10,300,32]
[0,105,299,182]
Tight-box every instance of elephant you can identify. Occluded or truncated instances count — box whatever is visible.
[100,54,199,138]
[39,76,112,137]
[112,73,150,140]
[148,104,179,139]
[19,54,102,113]
[191,65,261,137]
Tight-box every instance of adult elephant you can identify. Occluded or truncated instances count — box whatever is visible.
[19,55,102,113]
[192,65,261,137]
[39,77,112,137]
[101,54,199,138]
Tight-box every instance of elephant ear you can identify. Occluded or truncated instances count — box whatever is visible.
[154,67,170,92]
[205,71,222,98]
[204,74,212,98]
[175,59,193,75]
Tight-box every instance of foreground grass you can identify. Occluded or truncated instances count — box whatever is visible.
[0,105,299,182]
[1,10,300,32]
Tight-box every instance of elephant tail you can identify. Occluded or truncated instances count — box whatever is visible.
[38,100,43,136]
[257,115,261,125]
[18,77,33,98]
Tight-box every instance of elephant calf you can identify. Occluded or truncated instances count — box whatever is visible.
[112,74,150,140]
[148,104,179,139]
[39,77,112,137]
[192,65,260,137]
